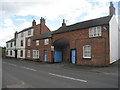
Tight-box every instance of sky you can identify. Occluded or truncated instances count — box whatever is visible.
[0,0,119,47]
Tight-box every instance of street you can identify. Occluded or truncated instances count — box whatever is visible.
[2,58,119,88]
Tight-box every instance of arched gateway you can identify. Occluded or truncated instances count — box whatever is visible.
[53,39,70,63]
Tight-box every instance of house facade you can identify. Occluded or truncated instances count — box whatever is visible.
[6,38,16,58]
[6,2,119,66]
[25,17,51,61]
[32,2,119,66]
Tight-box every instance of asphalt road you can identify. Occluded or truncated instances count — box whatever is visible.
[2,58,119,88]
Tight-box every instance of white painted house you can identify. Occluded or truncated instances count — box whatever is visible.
[109,15,119,63]
[6,38,16,58]
[6,27,34,59]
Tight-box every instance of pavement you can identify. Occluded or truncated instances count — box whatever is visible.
[2,58,119,88]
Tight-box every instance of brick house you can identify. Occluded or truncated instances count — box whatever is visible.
[6,2,119,66]
[25,17,51,61]
[32,2,119,66]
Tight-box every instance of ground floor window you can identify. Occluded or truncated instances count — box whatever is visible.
[20,50,23,57]
[10,50,12,56]
[33,50,39,59]
[27,50,30,57]
[83,45,91,58]
[6,50,8,55]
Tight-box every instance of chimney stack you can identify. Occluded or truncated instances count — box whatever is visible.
[14,31,18,46]
[62,19,66,27]
[32,19,36,26]
[109,2,115,16]
[40,17,45,25]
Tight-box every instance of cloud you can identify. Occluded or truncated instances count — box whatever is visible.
[0,0,119,46]
[16,18,26,21]
[4,18,14,27]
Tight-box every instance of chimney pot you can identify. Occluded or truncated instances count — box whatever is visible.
[62,19,66,27]
[32,19,36,26]
[109,2,115,16]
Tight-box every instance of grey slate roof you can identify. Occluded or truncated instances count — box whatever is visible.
[52,15,112,35]
[18,26,33,34]
[6,38,15,43]
[33,32,52,40]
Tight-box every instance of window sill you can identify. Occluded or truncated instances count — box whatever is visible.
[89,36,102,38]
[82,58,91,60]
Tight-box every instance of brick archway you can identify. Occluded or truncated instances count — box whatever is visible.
[53,39,70,63]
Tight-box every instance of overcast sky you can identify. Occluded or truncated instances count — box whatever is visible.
[0,0,119,47]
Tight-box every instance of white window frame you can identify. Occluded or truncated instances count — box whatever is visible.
[21,40,23,46]
[44,39,49,45]
[28,30,31,36]
[36,40,39,46]
[27,50,30,57]
[6,43,8,48]
[28,38,31,46]
[33,50,39,59]
[21,32,24,37]
[89,26,102,37]
[83,45,91,58]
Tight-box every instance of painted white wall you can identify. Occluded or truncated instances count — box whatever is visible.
[6,41,15,57]
[17,49,25,59]
[109,15,119,64]
[6,50,15,57]
[16,28,34,59]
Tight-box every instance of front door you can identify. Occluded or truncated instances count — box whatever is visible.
[44,50,47,62]
[71,49,76,64]
[15,50,17,58]
[54,50,62,62]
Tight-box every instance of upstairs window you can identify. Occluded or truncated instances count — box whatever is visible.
[28,30,31,36]
[36,40,39,46]
[21,32,24,37]
[21,40,23,46]
[83,45,91,59]
[44,39,49,45]
[89,26,102,37]
[28,38,31,46]
[11,42,12,47]
[6,43,8,48]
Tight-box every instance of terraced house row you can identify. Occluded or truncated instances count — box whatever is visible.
[6,2,120,66]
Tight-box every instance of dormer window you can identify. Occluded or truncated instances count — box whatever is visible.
[89,26,102,37]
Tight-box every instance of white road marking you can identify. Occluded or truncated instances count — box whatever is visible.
[8,63,17,67]
[23,67,37,72]
[49,73,87,83]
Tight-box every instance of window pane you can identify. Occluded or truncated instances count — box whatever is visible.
[83,45,91,58]
[89,26,101,37]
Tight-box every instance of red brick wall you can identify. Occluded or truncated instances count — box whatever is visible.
[52,25,110,66]
[25,21,51,61]
[39,39,52,62]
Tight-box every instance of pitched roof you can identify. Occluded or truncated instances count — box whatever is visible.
[18,26,33,34]
[33,32,52,40]
[52,15,112,35]
[6,38,15,43]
